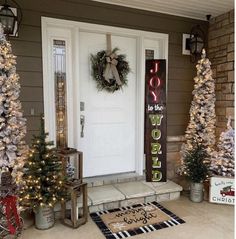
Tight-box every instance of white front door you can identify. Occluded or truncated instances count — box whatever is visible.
[41,17,168,178]
[79,32,137,177]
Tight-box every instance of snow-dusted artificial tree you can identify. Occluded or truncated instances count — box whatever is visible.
[179,49,216,179]
[211,117,235,177]
[0,24,27,238]
[0,23,27,183]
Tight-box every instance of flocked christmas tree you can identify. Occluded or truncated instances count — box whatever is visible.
[0,23,27,238]
[19,115,65,209]
[179,49,216,181]
[211,117,235,177]
[0,24,27,183]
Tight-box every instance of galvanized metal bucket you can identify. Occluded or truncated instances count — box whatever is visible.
[190,182,204,203]
[35,206,55,230]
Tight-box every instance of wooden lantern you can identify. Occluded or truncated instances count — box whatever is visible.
[59,148,83,184]
[61,182,88,228]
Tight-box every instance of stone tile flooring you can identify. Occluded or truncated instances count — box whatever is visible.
[114,181,155,198]
[21,195,234,239]
[84,172,144,187]
[54,180,183,214]
[88,184,125,204]
[87,180,182,212]
[143,180,183,194]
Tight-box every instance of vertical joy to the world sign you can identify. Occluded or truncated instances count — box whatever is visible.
[145,59,167,182]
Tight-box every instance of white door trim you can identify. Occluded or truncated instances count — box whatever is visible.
[41,17,168,176]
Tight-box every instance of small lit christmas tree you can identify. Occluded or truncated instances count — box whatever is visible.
[19,115,65,209]
[179,49,216,181]
[211,117,235,177]
[181,145,209,183]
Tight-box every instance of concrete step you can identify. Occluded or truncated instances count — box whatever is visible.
[54,180,183,215]
[88,180,182,212]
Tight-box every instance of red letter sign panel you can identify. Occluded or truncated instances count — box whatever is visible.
[145,60,167,182]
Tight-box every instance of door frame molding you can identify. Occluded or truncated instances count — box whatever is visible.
[41,16,168,175]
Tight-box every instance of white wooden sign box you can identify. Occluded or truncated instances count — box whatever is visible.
[209,176,234,205]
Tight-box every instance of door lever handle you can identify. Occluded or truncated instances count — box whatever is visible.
[80,115,85,138]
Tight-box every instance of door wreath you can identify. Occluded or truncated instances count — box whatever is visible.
[90,34,130,93]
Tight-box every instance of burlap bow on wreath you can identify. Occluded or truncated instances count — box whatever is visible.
[90,34,130,93]
[103,53,122,86]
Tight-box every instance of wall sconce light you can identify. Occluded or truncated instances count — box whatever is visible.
[0,0,22,37]
[189,25,205,62]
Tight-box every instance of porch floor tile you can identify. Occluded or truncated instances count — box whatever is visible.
[143,180,183,194]
[88,185,125,205]
[22,196,234,239]
[114,181,155,199]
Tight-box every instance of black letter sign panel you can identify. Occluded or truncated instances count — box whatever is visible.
[145,60,167,182]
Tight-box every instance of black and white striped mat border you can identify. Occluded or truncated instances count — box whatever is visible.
[90,201,185,239]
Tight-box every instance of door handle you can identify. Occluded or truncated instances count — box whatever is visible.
[80,115,85,138]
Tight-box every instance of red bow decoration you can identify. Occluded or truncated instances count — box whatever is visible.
[0,196,21,234]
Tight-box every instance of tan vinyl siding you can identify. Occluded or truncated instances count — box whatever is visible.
[11,0,208,143]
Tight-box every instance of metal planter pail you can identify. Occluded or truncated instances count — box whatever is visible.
[35,206,55,230]
[203,180,210,201]
[190,182,204,203]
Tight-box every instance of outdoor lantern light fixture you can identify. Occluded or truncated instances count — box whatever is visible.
[0,0,22,37]
[189,24,205,62]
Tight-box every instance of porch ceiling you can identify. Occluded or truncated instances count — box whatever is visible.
[92,0,234,20]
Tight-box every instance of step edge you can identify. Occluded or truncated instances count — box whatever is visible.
[54,191,181,215]
[89,189,182,206]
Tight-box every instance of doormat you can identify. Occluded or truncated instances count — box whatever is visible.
[90,201,185,238]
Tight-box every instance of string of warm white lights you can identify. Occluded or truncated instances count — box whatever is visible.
[0,23,27,190]
[19,116,65,209]
[211,118,235,177]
